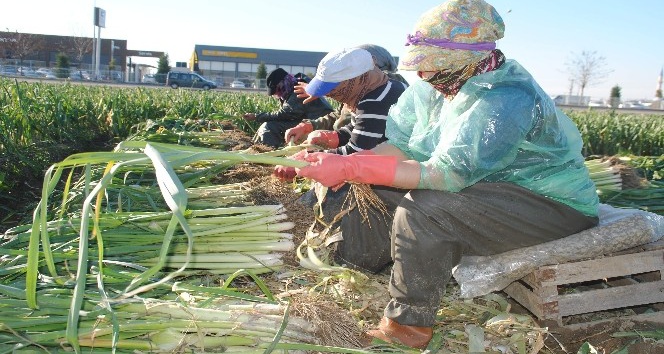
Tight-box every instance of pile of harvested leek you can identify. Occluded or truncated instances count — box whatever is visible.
[0,140,341,353]
[0,283,321,353]
[585,157,664,215]
[585,158,623,193]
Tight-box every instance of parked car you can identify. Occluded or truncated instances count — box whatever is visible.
[17,67,38,77]
[230,80,246,88]
[0,65,17,76]
[619,102,647,109]
[36,67,53,77]
[166,71,217,90]
[69,70,90,81]
[43,72,58,80]
[142,74,156,84]
[587,100,608,108]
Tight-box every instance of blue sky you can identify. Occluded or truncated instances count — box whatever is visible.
[2,0,662,100]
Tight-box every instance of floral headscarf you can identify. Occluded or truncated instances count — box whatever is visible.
[399,0,505,73]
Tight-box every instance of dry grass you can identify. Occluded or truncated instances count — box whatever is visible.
[289,293,366,348]
[342,183,390,228]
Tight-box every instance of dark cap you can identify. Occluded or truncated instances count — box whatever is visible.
[294,72,311,83]
[266,68,289,95]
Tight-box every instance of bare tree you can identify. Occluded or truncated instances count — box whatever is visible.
[0,30,45,68]
[565,50,612,97]
[71,35,92,66]
[0,30,18,60]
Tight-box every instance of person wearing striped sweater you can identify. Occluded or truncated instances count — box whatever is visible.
[285,47,406,156]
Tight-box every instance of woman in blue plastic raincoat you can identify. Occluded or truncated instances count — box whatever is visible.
[291,0,600,348]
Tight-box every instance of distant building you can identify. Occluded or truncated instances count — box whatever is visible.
[190,45,327,88]
[552,95,590,106]
[0,31,127,72]
[0,31,163,82]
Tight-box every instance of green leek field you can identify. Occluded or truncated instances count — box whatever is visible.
[1,78,663,353]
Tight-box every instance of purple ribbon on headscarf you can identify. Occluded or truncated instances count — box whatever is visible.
[406,31,496,51]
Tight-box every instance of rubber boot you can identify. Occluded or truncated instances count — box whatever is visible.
[365,317,433,349]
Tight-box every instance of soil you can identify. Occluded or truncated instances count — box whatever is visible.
[507,299,664,353]
[543,320,664,353]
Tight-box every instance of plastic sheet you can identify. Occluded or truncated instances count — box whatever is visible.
[385,60,599,217]
[452,205,664,298]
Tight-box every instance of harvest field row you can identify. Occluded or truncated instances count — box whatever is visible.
[1,78,664,353]
[1,78,663,226]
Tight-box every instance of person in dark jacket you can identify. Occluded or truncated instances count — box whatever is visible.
[243,68,333,148]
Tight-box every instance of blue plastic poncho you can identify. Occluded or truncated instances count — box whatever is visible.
[386,60,599,217]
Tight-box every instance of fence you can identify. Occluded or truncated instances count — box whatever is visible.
[0,59,125,82]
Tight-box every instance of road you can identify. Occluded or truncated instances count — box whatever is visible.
[0,74,258,93]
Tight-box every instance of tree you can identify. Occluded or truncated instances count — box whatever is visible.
[565,50,612,97]
[55,52,70,78]
[255,62,267,89]
[609,85,621,109]
[71,35,93,66]
[157,54,170,74]
[256,62,267,79]
[156,54,170,84]
[0,29,45,68]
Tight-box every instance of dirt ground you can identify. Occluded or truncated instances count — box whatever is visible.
[544,320,664,353]
[508,299,664,353]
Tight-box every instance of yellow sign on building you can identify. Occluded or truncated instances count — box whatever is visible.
[202,50,258,59]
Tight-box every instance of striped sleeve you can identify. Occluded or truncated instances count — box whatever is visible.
[329,80,406,155]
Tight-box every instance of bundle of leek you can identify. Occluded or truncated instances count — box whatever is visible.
[585,158,623,193]
[11,141,310,352]
[0,283,321,353]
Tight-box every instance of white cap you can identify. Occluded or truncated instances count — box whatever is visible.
[305,48,375,97]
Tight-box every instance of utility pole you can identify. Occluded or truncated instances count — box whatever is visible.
[656,67,663,98]
[91,16,95,74]
[93,7,105,80]
[566,79,574,105]
[91,1,96,75]
[95,25,101,79]
[110,40,120,80]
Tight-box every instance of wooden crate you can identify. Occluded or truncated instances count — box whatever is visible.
[503,239,664,328]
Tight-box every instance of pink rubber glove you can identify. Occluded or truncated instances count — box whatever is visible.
[305,130,340,149]
[296,151,398,187]
[273,149,308,181]
[285,122,314,144]
[273,165,297,180]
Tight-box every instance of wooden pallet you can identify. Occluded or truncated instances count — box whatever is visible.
[503,238,664,328]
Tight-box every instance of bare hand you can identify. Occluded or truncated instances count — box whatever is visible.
[294,82,308,95]
[294,82,319,104]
